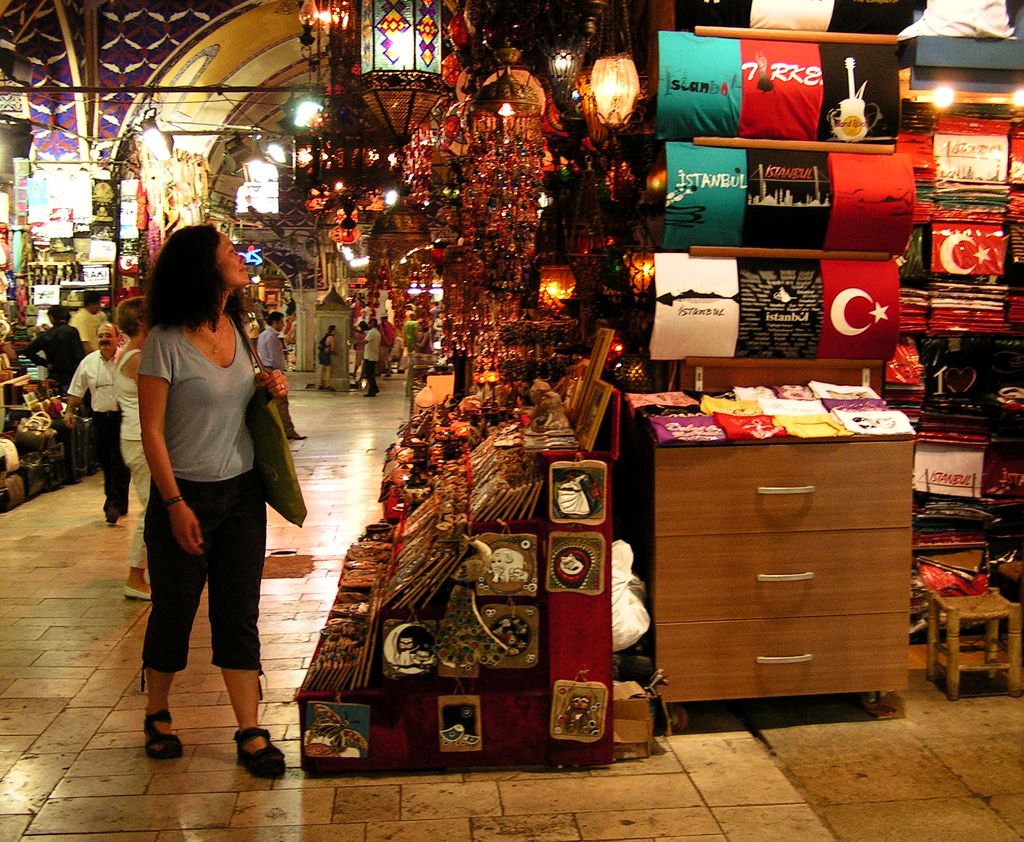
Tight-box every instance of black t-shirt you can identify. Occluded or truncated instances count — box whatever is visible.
[23,323,84,391]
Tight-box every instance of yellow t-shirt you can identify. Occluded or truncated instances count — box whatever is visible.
[699,396,761,416]
[773,414,852,438]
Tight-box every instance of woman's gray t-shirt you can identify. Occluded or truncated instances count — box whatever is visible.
[139,324,255,482]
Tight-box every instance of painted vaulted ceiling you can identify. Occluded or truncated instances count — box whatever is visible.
[0,0,308,162]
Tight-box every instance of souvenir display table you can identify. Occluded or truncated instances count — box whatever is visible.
[296,394,620,771]
[621,361,913,703]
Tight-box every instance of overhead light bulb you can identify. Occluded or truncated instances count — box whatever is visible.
[341,245,355,261]
[497,102,515,118]
[140,114,172,162]
[265,142,287,164]
[384,189,398,206]
[933,86,955,108]
[293,98,324,128]
[298,0,319,26]
[1014,89,1024,107]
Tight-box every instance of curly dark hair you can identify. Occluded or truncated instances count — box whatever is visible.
[146,224,246,330]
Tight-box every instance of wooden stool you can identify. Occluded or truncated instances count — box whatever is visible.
[926,589,1022,701]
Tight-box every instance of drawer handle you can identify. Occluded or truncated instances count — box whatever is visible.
[757,572,815,582]
[756,654,814,665]
[756,485,816,495]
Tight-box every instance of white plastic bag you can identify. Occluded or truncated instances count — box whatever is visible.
[611,540,651,652]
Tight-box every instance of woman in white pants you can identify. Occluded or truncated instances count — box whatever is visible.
[114,297,151,599]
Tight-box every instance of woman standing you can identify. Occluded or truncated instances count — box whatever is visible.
[137,224,288,778]
[317,324,336,390]
[114,297,151,600]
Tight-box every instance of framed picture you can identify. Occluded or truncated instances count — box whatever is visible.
[549,459,607,526]
[576,379,614,453]
[438,695,483,752]
[574,327,615,429]
[561,359,590,424]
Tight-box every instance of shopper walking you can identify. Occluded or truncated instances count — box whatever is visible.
[257,311,305,440]
[351,319,368,384]
[378,313,395,376]
[63,322,130,524]
[317,325,337,391]
[362,317,381,397]
[23,304,84,394]
[113,297,151,599]
[69,290,106,353]
[137,223,287,778]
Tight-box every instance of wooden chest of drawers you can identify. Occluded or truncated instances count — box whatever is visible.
[640,437,913,703]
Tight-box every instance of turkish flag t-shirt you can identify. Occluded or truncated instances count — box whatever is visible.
[931,223,1007,276]
[824,152,915,255]
[817,259,900,359]
[738,39,823,141]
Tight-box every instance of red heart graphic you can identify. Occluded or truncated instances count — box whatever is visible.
[945,367,977,393]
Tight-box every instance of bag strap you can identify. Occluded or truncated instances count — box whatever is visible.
[230,314,268,376]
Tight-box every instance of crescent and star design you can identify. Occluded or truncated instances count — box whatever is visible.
[937,231,993,275]
[830,287,889,337]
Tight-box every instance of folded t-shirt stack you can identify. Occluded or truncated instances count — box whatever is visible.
[639,380,914,444]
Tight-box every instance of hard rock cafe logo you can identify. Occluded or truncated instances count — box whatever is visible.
[827,58,881,142]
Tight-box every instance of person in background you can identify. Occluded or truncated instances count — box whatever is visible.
[401,308,418,374]
[69,290,106,354]
[23,304,84,394]
[362,316,381,398]
[257,311,305,440]
[114,297,151,599]
[64,322,131,524]
[351,319,368,386]
[378,313,395,377]
[137,223,287,777]
[317,324,337,391]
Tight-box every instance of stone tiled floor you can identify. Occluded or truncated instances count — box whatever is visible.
[1,377,1023,841]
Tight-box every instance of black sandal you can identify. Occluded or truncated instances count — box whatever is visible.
[235,727,285,777]
[144,709,183,759]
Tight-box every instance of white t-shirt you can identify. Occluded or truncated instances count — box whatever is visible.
[68,349,121,412]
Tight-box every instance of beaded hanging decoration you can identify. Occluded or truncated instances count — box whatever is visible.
[434,584,508,677]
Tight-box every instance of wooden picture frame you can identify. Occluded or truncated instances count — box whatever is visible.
[575,380,614,453]
[574,328,615,430]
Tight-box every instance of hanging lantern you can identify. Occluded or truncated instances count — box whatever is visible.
[544,44,585,111]
[590,54,639,129]
[623,250,655,296]
[538,264,576,312]
[360,0,446,143]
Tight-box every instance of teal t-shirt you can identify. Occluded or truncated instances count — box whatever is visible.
[657,32,742,140]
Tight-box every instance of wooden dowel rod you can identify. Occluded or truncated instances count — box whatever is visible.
[689,246,892,261]
[693,26,898,45]
[693,136,896,154]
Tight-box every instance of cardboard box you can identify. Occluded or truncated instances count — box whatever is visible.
[613,681,654,760]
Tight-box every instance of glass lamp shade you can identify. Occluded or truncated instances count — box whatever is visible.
[545,46,584,111]
[590,54,639,129]
[623,250,655,295]
[538,264,576,311]
[360,0,445,141]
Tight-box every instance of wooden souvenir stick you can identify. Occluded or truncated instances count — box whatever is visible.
[693,26,898,45]
[689,245,893,261]
[693,136,896,155]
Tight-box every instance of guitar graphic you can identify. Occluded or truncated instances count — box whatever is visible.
[827,57,880,142]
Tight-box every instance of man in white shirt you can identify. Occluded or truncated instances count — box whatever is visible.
[256,311,305,440]
[362,317,381,397]
[64,322,130,524]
